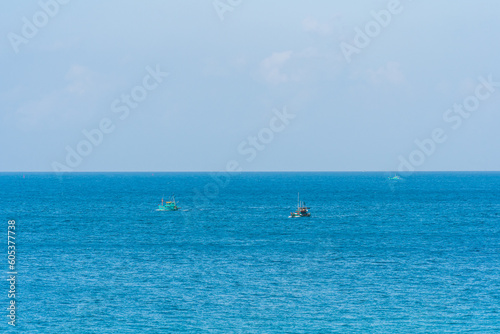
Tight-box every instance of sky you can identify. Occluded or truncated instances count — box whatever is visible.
[1,0,500,172]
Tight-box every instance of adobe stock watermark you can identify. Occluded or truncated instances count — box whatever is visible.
[191,107,295,207]
[7,0,71,54]
[213,0,242,21]
[340,0,412,63]
[398,75,499,174]
[51,64,169,172]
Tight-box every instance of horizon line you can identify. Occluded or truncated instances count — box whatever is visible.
[1,170,500,173]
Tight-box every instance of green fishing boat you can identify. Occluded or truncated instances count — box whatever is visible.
[157,196,179,211]
[289,193,311,218]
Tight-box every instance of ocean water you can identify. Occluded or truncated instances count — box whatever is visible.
[1,172,500,333]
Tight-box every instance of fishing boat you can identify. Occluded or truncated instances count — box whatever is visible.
[289,193,311,218]
[157,195,179,211]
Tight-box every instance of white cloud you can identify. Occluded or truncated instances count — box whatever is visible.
[65,65,95,96]
[15,94,59,132]
[260,51,293,84]
[302,17,332,35]
[13,65,107,132]
[367,62,405,85]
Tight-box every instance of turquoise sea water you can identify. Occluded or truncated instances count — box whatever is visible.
[1,172,500,333]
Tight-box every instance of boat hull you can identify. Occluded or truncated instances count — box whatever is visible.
[157,204,179,211]
[289,213,311,218]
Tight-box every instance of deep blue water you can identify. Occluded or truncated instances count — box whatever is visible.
[1,172,500,333]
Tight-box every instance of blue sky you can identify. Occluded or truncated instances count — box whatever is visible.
[1,0,500,172]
